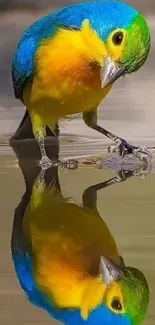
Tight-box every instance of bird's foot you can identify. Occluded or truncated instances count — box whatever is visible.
[133,162,152,179]
[108,138,152,161]
[39,156,79,171]
[39,155,53,170]
[114,169,133,183]
[115,164,151,181]
[113,163,151,184]
[59,159,79,170]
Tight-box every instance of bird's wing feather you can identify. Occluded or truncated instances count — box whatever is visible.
[12,37,36,101]
[11,12,60,101]
[12,251,59,316]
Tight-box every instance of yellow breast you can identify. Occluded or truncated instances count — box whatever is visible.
[24,20,112,119]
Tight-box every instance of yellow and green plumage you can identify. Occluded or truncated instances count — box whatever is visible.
[12,0,151,168]
[12,170,149,325]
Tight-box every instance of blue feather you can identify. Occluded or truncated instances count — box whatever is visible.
[12,0,137,100]
[12,38,35,100]
[11,14,58,100]
[13,251,58,314]
[56,0,137,39]
[57,304,132,325]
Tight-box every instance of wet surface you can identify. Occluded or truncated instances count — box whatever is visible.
[0,139,155,325]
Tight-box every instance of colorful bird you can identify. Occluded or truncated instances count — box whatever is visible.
[12,0,151,169]
[12,166,149,325]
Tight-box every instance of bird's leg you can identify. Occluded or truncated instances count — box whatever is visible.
[34,169,46,193]
[82,169,133,211]
[37,129,78,171]
[38,135,53,170]
[83,109,151,160]
[36,128,53,170]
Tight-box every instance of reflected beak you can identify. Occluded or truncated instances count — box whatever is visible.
[100,56,125,88]
[99,256,124,285]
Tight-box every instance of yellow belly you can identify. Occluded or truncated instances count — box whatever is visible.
[23,201,120,309]
[24,69,111,120]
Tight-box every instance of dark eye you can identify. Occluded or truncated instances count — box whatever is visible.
[112,31,124,45]
[111,298,122,311]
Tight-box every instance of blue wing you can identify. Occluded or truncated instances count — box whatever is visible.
[11,12,58,101]
[13,251,54,311]
[12,37,35,100]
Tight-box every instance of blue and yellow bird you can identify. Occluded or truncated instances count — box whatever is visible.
[12,0,151,169]
[12,165,149,325]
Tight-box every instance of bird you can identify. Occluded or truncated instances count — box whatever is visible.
[12,0,151,170]
[11,165,149,325]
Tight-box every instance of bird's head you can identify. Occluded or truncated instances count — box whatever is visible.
[96,256,149,325]
[66,1,151,88]
[57,256,149,325]
[99,11,150,88]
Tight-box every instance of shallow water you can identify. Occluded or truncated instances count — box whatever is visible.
[0,138,155,325]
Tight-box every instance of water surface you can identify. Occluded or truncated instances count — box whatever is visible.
[0,139,155,325]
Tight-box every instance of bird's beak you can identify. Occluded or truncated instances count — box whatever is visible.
[99,256,124,285]
[100,56,125,88]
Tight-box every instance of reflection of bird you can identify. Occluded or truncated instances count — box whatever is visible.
[12,0,151,169]
[11,163,149,325]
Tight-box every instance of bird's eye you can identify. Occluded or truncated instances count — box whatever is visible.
[112,31,124,45]
[111,297,122,311]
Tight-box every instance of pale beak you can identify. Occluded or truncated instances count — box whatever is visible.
[100,56,125,88]
[99,256,124,285]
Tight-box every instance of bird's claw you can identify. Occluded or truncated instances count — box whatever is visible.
[60,159,79,170]
[108,138,152,161]
[39,155,53,170]
[131,146,152,161]
[115,169,133,182]
[114,164,151,182]
[133,162,152,179]
[38,156,79,171]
